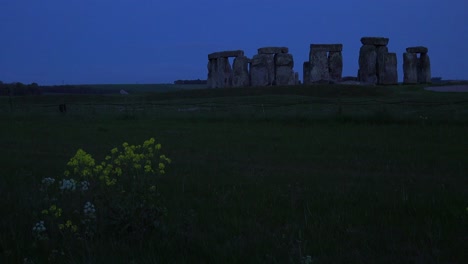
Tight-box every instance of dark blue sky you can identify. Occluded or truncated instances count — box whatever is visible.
[1,0,467,85]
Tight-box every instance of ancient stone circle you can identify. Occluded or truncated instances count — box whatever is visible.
[207,37,431,87]
[403,47,431,84]
[304,44,343,84]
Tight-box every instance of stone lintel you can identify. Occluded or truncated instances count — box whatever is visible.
[406,46,428,53]
[257,47,289,54]
[208,50,244,59]
[310,44,343,52]
[360,37,389,46]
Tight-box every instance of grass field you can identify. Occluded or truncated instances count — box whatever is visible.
[1,83,467,263]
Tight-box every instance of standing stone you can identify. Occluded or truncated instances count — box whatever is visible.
[275,53,294,85]
[294,72,299,84]
[403,53,418,84]
[303,62,311,85]
[376,46,389,84]
[216,57,232,88]
[380,53,398,84]
[310,51,329,82]
[265,54,275,85]
[328,51,343,81]
[418,53,431,83]
[232,56,250,87]
[358,45,377,84]
[250,54,270,87]
[207,59,217,88]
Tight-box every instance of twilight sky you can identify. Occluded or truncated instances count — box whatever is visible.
[1,0,467,85]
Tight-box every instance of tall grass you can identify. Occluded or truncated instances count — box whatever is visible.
[1,84,467,263]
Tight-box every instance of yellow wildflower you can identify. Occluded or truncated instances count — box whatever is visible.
[144,165,152,173]
[65,220,72,228]
[41,210,48,215]
[54,208,62,218]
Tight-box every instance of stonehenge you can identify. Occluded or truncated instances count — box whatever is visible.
[303,44,343,84]
[207,37,431,87]
[207,50,244,88]
[403,46,431,84]
[357,37,398,85]
[207,47,297,88]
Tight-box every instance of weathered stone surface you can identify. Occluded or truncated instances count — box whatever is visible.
[250,54,270,86]
[360,37,389,46]
[289,72,296,85]
[403,52,418,84]
[376,46,389,84]
[232,56,250,87]
[274,53,294,67]
[274,54,294,85]
[328,51,343,81]
[310,51,329,82]
[341,76,358,82]
[208,50,244,59]
[380,53,398,84]
[294,72,299,84]
[310,44,343,52]
[358,45,377,84]
[303,62,311,85]
[264,54,275,85]
[276,66,294,85]
[207,59,217,88]
[406,46,428,53]
[418,53,431,83]
[258,47,289,54]
[216,57,232,88]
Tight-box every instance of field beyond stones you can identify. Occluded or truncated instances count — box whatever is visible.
[1,83,467,263]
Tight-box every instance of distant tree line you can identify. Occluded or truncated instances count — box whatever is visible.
[0,81,119,96]
[40,85,116,94]
[173,79,207,85]
[0,82,42,96]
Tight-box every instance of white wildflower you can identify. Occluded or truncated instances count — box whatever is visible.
[41,177,55,186]
[83,202,96,218]
[32,221,46,232]
[80,181,90,191]
[59,179,76,191]
[32,221,48,240]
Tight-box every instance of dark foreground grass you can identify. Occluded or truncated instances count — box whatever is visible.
[1,84,467,263]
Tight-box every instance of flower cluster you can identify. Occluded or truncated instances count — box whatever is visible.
[58,220,77,232]
[41,177,55,186]
[80,181,90,192]
[83,202,96,218]
[32,221,47,240]
[33,138,170,256]
[59,179,76,191]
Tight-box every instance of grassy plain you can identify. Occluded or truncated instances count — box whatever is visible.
[0,83,467,263]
